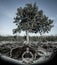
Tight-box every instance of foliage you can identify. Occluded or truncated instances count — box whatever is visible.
[13,3,53,35]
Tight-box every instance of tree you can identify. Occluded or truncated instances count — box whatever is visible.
[13,3,54,44]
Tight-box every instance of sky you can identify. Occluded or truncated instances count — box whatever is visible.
[0,0,57,36]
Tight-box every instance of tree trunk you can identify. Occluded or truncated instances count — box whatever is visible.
[40,33,42,42]
[26,30,29,44]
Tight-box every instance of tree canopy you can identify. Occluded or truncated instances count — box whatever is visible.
[13,3,54,35]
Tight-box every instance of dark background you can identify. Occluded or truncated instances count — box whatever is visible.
[0,53,57,65]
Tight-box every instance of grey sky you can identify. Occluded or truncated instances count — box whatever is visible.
[0,0,57,36]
